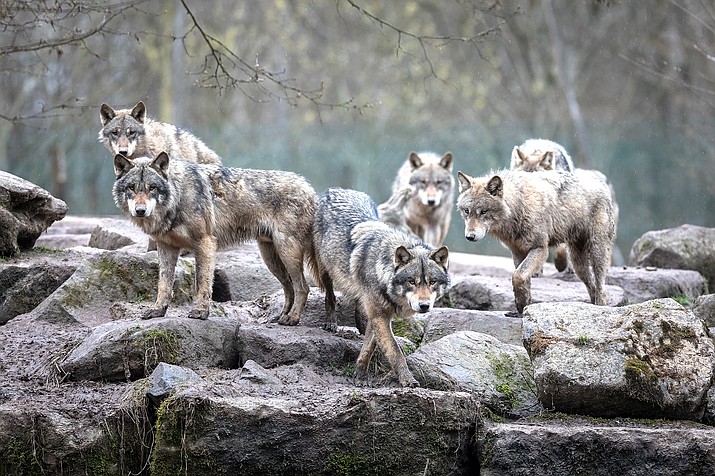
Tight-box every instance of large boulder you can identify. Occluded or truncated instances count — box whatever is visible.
[0,170,68,256]
[522,299,715,420]
[60,316,240,382]
[150,380,479,475]
[408,331,540,418]
[629,224,715,287]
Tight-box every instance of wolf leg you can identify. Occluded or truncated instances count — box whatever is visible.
[355,319,376,383]
[366,307,419,387]
[188,235,217,320]
[512,247,548,314]
[589,242,611,306]
[568,242,599,304]
[144,242,180,319]
[554,243,572,273]
[274,239,310,326]
[321,271,338,332]
[257,241,294,318]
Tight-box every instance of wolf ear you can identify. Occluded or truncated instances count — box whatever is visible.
[394,245,413,269]
[511,146,526,167]
[440,152,454,171]
[457,171,472,193]
[486,175,504,197]
[541,151,554,169]
[131,101,147,123]
[99,104,115,126]
[430,246,449,270]
[408,152,423,170]
[113,154,133,179]
[152,152,171,177]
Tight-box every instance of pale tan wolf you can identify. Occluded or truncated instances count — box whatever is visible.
[457,169,615,315]
[511,138,620,270]
[314,188,450,387]
[99,101,222,165]
[390,151,455,247]
[112,152,318,323]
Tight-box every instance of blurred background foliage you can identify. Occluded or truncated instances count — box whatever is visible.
[1,0,714,258]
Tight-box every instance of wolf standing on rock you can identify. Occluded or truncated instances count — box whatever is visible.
[112,152,318,323]
[390,151,455,247]
[456,169,615,315]
[99,101,222,165]
[314,188,450,387]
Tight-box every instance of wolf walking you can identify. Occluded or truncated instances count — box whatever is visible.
[99,101,222,165]
[388,151,455,247]
[112,152,318,323]
[314,188,450,387]
[457,169,615,315]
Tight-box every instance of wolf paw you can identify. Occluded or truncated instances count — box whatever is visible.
[277,314,300,326]
[322,321,338,333]
[397,372,420,388]
[142,306,167,320]
[188,307,209,320]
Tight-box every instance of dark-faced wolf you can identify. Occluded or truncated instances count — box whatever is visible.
[389,151,455,247]
[112,152,318,323]
[314,188,450,387]
[457,169,615,315]
[99,101,222,165]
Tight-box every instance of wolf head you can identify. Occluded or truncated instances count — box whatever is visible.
[406,152,454,207]
[510,139,573,173]
[99,101,147,157]
[457,171,507,242]
[112,152,170,218]
[391,245,450,313]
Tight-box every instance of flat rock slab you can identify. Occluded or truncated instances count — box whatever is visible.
[481,419,715,476]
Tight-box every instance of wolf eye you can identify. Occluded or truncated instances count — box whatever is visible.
[408,278,418,286]
[127,128,136,138]
[111,129,120,138]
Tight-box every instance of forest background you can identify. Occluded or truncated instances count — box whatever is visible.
[1,0,714,258]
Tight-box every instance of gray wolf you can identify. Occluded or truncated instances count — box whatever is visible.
[390,151,455,246]
[112,152,318,323]
[314,188,450,387]
[456,169,615,315]
[99,101,222,165]
[377,185,415,235]
[510,138,574,173]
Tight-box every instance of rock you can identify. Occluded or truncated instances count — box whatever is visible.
[629,224,715,286]
[522,299,715,420]
[408,331,540,418]
[29,250,194,327]
[239,359,282,385]
[422,308,523,346]
[237,323,361,370]
[443,275,627,312]
[598,266,705,305]
[0,170,68,256]
[480,418,715,475]
[693,294,715,327]
[147,362,203,406]
[88,218,150,251]
[60,316,240,382]
[35,215,104,249]
[150,382,479,475]
[0,257,77,324]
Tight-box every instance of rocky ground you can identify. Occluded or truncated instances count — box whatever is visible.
[1,216,715,475]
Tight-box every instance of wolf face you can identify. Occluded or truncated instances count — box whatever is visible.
[456,172,506,242]
[100,102,147,157]
[112,153,170,218]
[510,139,574,173]
[407,152,454,207]
[391,245,450,313]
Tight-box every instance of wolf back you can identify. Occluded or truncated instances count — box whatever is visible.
[99,101,221,165]
[314,187,450,387]
[457,169,615,314]
[389,151,455,247]
[112,152,317,323]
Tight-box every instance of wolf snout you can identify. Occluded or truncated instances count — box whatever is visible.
[134,204,147,217]
[426,198,437,206]
[465,232,478,242]
[417,302,431,313]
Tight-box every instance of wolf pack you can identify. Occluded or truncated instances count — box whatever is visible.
[100,102,618,388]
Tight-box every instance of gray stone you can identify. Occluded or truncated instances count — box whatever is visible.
[0,170,68,256]
[147,362,203,405]
[422,307,523,346]
[522,299,715,420]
